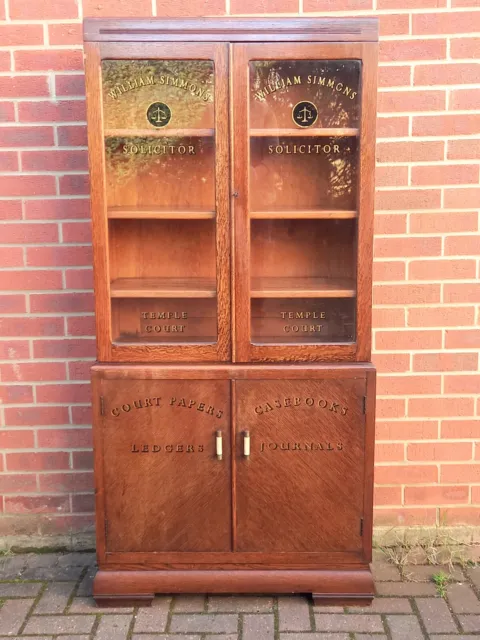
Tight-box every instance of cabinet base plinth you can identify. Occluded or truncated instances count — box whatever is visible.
[93,568,374,607]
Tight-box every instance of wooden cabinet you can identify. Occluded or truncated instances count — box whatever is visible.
[85,18,378,607]
[97,378,231,553]
[235,378,366,553]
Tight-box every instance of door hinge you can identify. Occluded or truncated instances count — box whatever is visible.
[360,518,364,536]
[362,396,367,414]
[104,519,108,540]
[100,395,105,416]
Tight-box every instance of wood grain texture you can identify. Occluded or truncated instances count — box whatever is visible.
[110,277,217,298]
[87,18,378,608]
[101,553,366,566]
[251,210,356,219]
[362,367,376,563]
[93,567,374,605]
[84,18,379,43]
[85,42,111,362]
[104,128,214,137]
[107,207,215,220]
[86,41,231,362]
[251,277,356,298]
[99,377,231,553]
[91,363,375,599]
[232,43,250,363]
[231,41,376,363]
[92,362,374,380]
[251,128,358,137]
[356,43,378,362]
[235,378,365,553]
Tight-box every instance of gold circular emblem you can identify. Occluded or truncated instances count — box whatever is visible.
[146,102,172,127]
[292,101,318,128]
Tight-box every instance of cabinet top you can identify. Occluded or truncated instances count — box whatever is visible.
[83,17,378,43]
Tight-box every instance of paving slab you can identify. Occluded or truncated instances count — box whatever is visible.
[23,614,96,635]
[278,595,312,631]
[0,582,43,597]
[208,594,274,612]
[133,595,171,632]
[1,552,479,640]
[448,583,480,614]
[385,614,424,640]
[33,581,76,614]
[243,613,274,640]
[0,598,34,635]
[415,597,458,633]
[170,613,238,634]
[458,615,480,632]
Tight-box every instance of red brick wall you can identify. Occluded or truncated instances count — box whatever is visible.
[0,0,479,540]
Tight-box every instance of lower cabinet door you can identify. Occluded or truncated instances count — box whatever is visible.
[235,379,365,553]
[99,379,231,552]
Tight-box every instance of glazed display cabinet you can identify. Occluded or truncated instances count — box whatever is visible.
[84,17,378,607]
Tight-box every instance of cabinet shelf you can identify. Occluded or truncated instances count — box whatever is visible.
[251,277,356,298]
[250,128,359,137]
[250,210,356,220]
[107,207,215,220]
[110,277,217,299]
[104,129,214,137]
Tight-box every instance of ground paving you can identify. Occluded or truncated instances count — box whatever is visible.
[1,550,480,639]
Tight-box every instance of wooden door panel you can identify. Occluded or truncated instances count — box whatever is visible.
[100,378,231,552]
[235,378,365,553]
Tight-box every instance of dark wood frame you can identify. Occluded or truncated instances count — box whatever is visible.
[85,18,377,365]
[232,42,377,363]
[85,40,231,363]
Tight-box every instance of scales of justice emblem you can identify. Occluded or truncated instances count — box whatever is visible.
[147,102,172,127]
[292,101,318,127]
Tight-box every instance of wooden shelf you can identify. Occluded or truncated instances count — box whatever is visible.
[251,277,356,298]
[108,207,216,220]
[110,277,217,299]
[114,336,217,345]
[250,128,359,137]
[251,210,356,220]
[104,128,214,137]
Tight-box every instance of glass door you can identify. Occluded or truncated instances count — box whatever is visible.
[232,44,376,362]
[86,43,230,362]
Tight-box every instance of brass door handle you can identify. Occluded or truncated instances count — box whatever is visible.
[216,430,223,460]
[243,430,250,457]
